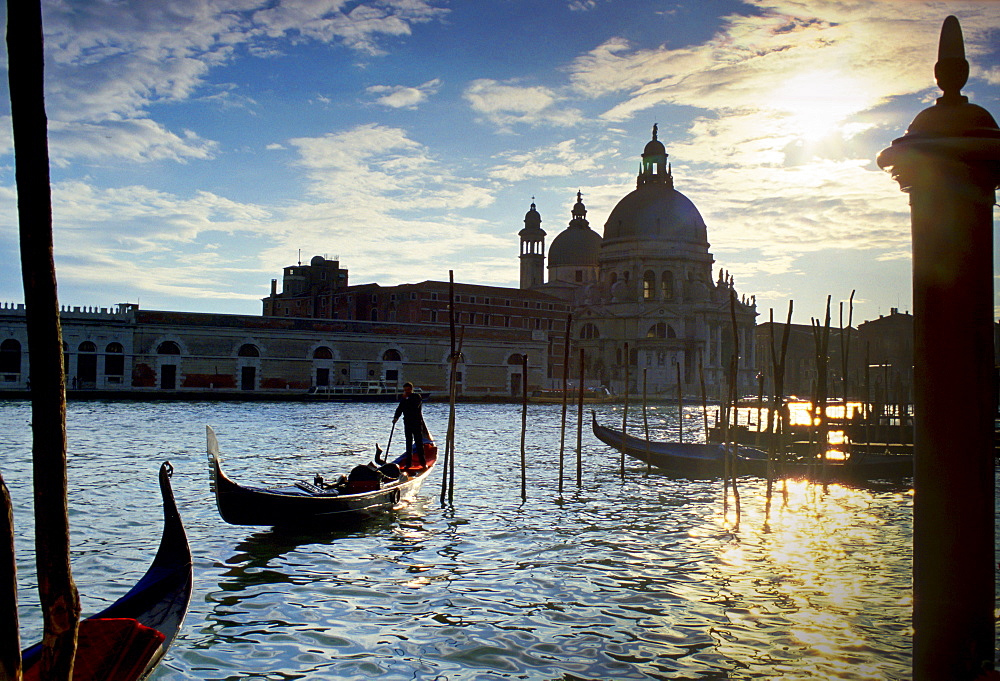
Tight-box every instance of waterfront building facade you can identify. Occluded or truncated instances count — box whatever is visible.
[0,302,548,398]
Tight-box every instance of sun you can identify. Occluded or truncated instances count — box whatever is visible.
[768,69,878,142]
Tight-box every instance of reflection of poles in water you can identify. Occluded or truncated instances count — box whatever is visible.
[9,1,81,675]
[558,313,572,496]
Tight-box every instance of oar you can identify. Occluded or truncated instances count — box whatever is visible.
[378,420,396,465]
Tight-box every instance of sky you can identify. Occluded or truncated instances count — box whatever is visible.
[0,0,998,328]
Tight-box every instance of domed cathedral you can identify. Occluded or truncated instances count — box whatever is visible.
[519,126,758,399]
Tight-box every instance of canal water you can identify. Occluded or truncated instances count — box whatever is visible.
[0,399,979,679]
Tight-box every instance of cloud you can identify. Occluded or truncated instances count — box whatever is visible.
[28,0,451,164]
[463,79,583,129]
[488,139,605,182]
[568,1,998,138]
[366,78,442,108]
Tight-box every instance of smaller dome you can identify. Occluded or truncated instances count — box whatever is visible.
[310,255,325,266]
[549,227,602,267]
[524,201,542,224]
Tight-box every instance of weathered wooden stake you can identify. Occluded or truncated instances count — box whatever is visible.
[0,472,19,681]
[8,1,80,677]
[675,362,683,443]
[558,313,572,495]
[520,354,528,502]
[642,369,651,476]
[877,16,998,678]
[620,342,629,480]
[440,270,457,505]
[576,348,585,486]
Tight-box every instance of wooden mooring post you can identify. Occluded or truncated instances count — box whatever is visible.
[9,1,81,676]
[877,16,999,680]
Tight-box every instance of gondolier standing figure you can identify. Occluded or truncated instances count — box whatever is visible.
[393,382,425,468]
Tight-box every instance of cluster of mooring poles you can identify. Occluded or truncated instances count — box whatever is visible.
[877,16,998,681]
[520,313,590,501]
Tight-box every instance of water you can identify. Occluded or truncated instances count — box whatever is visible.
[0,399,941,679]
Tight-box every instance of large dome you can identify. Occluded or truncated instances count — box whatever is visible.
[603,183,708,245]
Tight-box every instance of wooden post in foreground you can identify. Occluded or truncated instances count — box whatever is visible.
[8,2,81,678]
[877,16,998,680]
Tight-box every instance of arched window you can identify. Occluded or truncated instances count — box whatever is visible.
[370,309,379,321]
[383,349,402,361]
[642,271,655,300]
[79,341,97,352]
[647,322,667,339]
[579,323,600,340]
[507,354,524,365]
[105,342,124,378]
[661,271,674,299]
[0,339,21,374]
[157,341,180,355]
[313,346,333,360]
[608,272,618,286]
[238,344,260,357]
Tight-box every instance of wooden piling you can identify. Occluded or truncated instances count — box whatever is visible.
[8,1,81,676]
[621,342,630,480]
[520,354,528,502]
[676,362,683,443]
[0,473,19,681]
[642,369,651,476]
[576,348,585,487]
[558,313,572,496]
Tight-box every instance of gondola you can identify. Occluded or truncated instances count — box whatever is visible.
[591,412,767,478]
[592,413,913,483]
[207,425,438,527]
[21,462,193,681]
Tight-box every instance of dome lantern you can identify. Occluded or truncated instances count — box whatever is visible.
[638,124,672,188]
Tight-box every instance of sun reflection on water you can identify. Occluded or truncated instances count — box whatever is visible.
[705,478,912,679]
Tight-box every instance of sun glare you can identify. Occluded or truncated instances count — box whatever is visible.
[768,70,876,142]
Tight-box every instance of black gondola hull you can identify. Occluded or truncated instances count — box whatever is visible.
[208,426,438,527]
[592,413,912,483]
[21,462,193,680]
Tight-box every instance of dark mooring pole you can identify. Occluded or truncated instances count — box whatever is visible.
[877,16,999,681]
[8,2,81,679]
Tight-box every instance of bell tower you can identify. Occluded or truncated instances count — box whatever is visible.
[518,199,546,289]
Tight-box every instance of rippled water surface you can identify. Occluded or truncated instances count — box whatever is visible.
[0,399,950,679]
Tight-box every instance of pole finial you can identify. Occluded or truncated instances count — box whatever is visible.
[935,15,969,104]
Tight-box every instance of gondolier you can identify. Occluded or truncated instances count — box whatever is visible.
[394,382,426,468]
